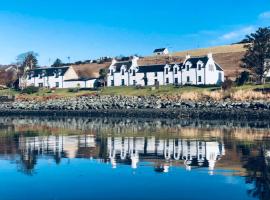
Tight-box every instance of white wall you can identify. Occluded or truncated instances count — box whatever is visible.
[25,75,65,88]
[24,75,97,89]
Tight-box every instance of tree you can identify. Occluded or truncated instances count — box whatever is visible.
[236,71,250,86]
[242,27,270,84]
[51,58,63,67]
[16,51,38,89]
[16,51,38,68]
[99,68,108,87]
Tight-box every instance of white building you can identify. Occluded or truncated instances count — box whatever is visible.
[107,53,224,87]
[20,63,108,89]
[153,48,169,56]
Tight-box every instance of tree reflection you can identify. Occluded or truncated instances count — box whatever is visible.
[244,146,270,200]
[17,152,37,176]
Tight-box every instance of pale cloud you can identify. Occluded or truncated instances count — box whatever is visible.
[259,11,270,19]
[218,26,256,41]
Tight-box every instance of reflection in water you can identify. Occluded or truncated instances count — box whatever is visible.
[6,135,225,174]
[107,137,224,172]
[0,117,269,200]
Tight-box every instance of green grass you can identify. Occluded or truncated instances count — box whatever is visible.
[1,83,270,99]
[100,85,219,96]
[234,83,270,90]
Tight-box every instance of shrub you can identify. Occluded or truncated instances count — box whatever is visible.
[21,86,39,94]
[222,79,233,91]
[236,71,250,86]
[68,88,79,93]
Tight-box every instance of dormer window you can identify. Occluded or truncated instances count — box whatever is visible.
[133,70,136,76]
[186,65,190,71]
[110,70,114,75]
[121,69,125,75]
[165,68,169,75]
[55,71,59,78]
[198,64,202,70]
[174,68,178,74]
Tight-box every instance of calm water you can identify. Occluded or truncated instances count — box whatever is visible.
[0,117,269,200]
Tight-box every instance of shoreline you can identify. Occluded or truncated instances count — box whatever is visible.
[0,95,270,121]
[0,108,270,121]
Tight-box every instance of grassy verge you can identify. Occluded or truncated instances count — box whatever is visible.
[0,83,270,101]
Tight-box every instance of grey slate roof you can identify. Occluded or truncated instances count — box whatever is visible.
[113,61,132,72]
[137,64,166,73]
[28,66,69,77]
[153,48,166,53]
[184,56,209,68]
[215,63,223,71]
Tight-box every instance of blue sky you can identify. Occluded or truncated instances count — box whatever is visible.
[0,0,269,66]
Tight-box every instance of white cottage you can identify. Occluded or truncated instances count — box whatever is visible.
[21,63,109,89]
[153,48,169,56]
[23,66,69,88]
[107,53,224,87]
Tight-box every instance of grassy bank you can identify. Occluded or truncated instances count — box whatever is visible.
[0,83,270,101]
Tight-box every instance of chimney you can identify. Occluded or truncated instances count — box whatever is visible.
[132,56,139,65]
[207,53,213,59]
[186,54,191,59]
[111,58,117,65]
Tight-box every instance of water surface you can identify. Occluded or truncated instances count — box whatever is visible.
[0,117,269,200]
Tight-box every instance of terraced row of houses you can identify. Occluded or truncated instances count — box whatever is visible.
[21,49,225,89]
[107,53,224,87]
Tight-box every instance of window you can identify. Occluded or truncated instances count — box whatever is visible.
[165,68,169,74]
[133,70,136,76]
[39,74,42,79]
[121,79,125,86]
[154,79,158,85]
[111,80,114,86]
[55,73,59,78]
[121,69,125,75]
[174,78,178,84]
[166,78,169,84]
[186,65,190,71]
[174,68,178,74]
[154,72,158,77]
[110,70,113,76]
[38,83,43,88]
[55,82,59,88]
[187,76,190,83]
[28,75,31,80]
[133,80,136,86]
[198,64,202,70]
[198,76,202,82]
[209,64,214,71]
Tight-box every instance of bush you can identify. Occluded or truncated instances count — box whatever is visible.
[21,86,39,94]
[236,71,250,86]
[222,79,233,91]
[68,88,79,93]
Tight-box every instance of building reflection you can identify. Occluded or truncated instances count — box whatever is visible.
[9,135,226,174]
[107,137,225,173]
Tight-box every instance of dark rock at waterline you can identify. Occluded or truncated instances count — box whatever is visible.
[0,95,269,120]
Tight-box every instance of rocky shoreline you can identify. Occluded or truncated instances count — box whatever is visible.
[0,95,270,120]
